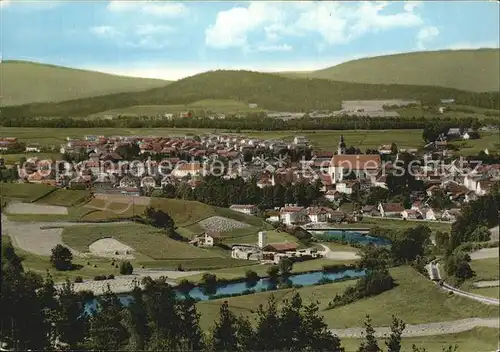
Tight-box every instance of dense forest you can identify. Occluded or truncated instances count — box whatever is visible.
[2,70,499,119]
[1,113,491,131]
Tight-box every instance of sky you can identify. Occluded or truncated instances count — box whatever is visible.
[1,0,499,80]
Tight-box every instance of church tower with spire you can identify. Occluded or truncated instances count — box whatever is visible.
[337,135,346,155]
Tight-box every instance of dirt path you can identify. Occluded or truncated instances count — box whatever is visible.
[1,214,133,257]
[473,280,500,288]
[470,247,499,260]
[329,317,499,338]
[5,202,68,215]
[318,244,360,261]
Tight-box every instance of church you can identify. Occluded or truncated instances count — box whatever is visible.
[329,135,381,183]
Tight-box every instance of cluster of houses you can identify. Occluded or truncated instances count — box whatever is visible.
[189,230,321,264]
[4,132,499,226]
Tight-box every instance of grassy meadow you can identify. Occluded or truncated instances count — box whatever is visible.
[1,60,170,106]
[300,49,500,92]
[195,266,499,331]
[88,99,267,118]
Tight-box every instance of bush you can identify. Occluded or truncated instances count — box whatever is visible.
[74,276,83,283]
[119,261,133,275]
[50,244,73,271]
[94,275,107,281]
[107,274,115,280]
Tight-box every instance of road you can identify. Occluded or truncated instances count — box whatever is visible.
[427,261,500,306]
[329,317,499,338]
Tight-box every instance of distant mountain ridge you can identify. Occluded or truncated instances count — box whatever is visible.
[3,69,498,119]
[290,49,499,93]
[0,60,171,106]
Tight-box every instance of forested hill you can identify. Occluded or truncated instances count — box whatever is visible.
[2,70,499,119]
[0,60,171,106]
[302,49,500,93]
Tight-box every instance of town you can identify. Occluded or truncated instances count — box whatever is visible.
[1,1,499,350]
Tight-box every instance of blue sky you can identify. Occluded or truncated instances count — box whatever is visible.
[1,1,499,80]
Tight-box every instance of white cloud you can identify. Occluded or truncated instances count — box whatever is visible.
[205,1,424,50]
[135,24,174,36]
[107,1,187,18]
[90,26,123,39]
[416,26,439,50]
[404,1,422,13]
[255,44,293,52]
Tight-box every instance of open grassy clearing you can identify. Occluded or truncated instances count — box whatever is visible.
[196,277,355,330]
[1,60,170,106]
[299,49,500,92]
[135,257,250,271]
[61,223,225,260]
[4,206,92,222]
[0,183,56,202]
[180,258,357,284]
[470,258,500,281]
[0,152,62,165]
[196,266,498,331]
[450,132,500,155]
[394,105,499,120]
[341,327,499,352]
[36,189,91,207]
[89,99,267,118]
[467,287,499,299]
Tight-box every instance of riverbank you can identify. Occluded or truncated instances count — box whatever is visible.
[55,269,201,295]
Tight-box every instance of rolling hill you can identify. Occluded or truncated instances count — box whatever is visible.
[3,70,498,119]
[297,49,500,93]
[0,60,171,106]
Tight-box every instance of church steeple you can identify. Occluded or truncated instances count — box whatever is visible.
[338,135,346,155]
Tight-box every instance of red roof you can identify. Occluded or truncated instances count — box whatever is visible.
[331,155,381,169]
[263,243,298,252]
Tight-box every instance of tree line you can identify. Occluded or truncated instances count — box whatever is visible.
[153,175,324,209]
[2,113,497,131]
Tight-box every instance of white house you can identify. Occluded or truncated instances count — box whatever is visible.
[401,209,422,220]
[229,204,258,215]
[190,232,222,247]
[306,207,331,223]
[25,144,41,153]
[335,181,359,195]
[280,206,307,226]
[423,207,440,221]
[330,155,381,183]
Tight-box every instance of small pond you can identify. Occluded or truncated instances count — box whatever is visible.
[314,230,391,246]
[84,268,365,314]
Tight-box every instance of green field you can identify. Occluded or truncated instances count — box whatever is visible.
[299,49,500,92]
[341,327,499,352]
[394,104,500,120]
[195,266,498,330]
[36,189,91,207]
[89,99,267,118]
[61,223,225,260]
[0,182,55,202]
[1,60,170,106]
[0,152,62,165]
[471,258,500,281]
